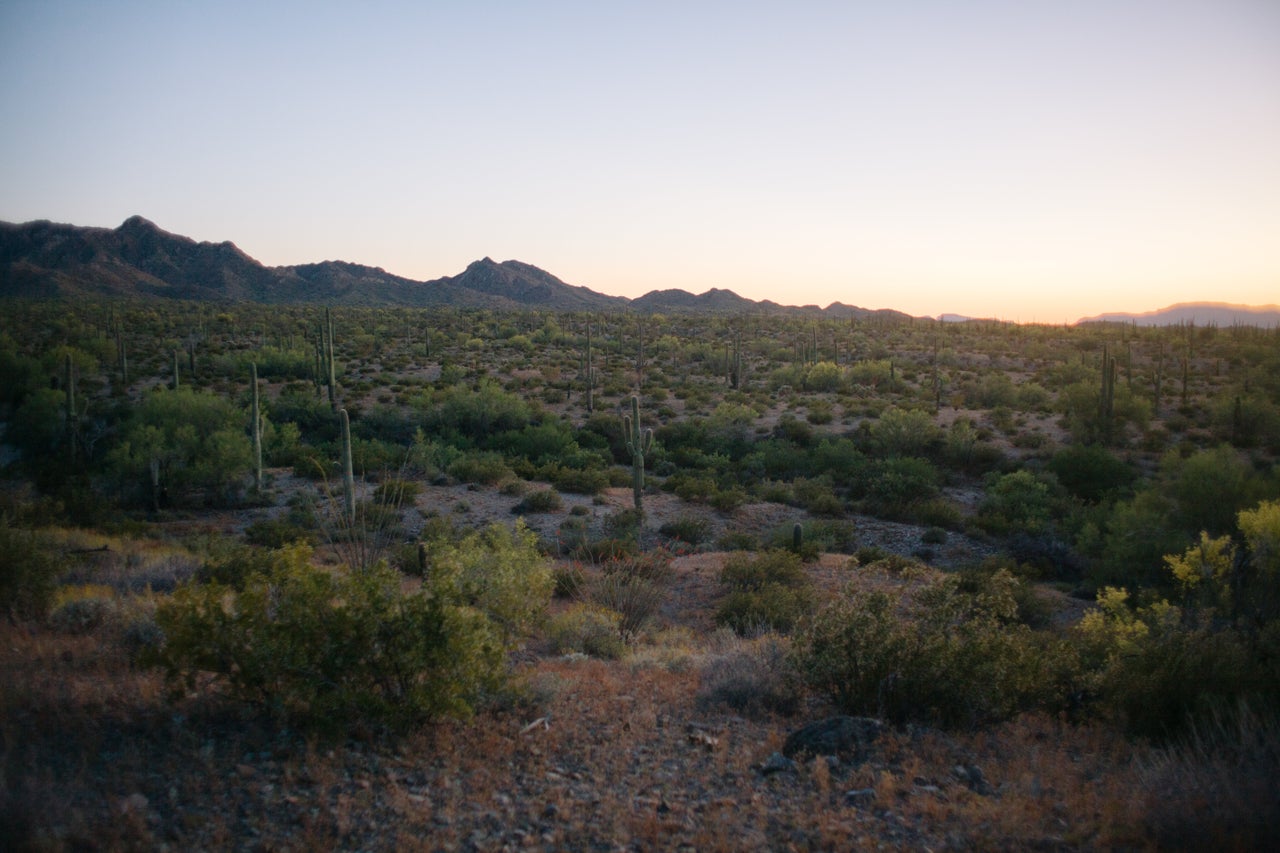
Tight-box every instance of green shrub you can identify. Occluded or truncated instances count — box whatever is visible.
[793,477,842,516]
[546,604,625,659]
[718,531,759,551]
[716,550,812,635]
[152,527,551,732]
[921,526,948,545]
[709,485,748,512]
[0,521,62,621]
[447,451,513,485]
[660,515,711,546]
[604,507,645,541]
[550,465,609,495]
[853,545,890,566]
[513,488,563,514]
[715,584,811,636]
[914,498,965,530]
[244,517,315,549]
[373,478,421,506]
[721,549,806,591]
[1075,588,1280,740]
[767,519,859,555]
[195,546,281,590]
[796,569,1071,728]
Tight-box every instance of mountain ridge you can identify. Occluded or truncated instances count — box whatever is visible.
[2,216,1274,325]
[0,215,913,318]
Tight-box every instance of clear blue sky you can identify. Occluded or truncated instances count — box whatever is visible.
[3,1,1277,321]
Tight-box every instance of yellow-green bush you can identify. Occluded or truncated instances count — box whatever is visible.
[546,604,625,659]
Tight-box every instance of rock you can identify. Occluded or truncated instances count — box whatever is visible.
[782,716,884,762]
[758,752,796,775]
[119,793,149,815]
[952,763,993,796]
[843,788,877,807]
[687,730,718,751]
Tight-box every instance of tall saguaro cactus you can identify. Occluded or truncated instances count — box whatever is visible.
[622,395,653,511]
[251,362,263,492]
[324,307,338,410]
[115,324,128,385]
[584,322,595,414]
[1097,343,1118,443]
[63,353,76,462]
[339,407,356,528]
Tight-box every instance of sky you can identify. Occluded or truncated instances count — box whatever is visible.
[2,1,1278,322]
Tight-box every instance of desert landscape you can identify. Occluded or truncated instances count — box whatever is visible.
[2,271,1278,850]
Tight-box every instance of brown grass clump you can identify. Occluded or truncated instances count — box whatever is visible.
[1130,703,1280,851]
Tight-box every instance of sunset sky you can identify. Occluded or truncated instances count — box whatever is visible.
[2,1,1277,321]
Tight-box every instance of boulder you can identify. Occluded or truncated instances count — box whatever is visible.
[782,716,884,762]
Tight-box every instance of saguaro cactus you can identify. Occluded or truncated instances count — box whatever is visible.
[115,324,128,384]
[1099,344,1116,424]
[324,307,338,410]
[251,362,263,492]
[339,407,355,528]
[622,395,653,511]
[63,353,76,462]
[585,322,595,414]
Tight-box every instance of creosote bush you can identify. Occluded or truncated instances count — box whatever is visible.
[797,568,1073,728]
[151,526,551,732]
[716,549,813,635]
[512,488,563,514]
[0,519,63,621]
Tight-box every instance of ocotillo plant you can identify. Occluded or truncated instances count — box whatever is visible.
[251,362,263,492]
[339,407,356,528]
[622,395,653,511]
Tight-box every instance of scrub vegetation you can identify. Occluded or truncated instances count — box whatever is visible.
[2,299,1278,849]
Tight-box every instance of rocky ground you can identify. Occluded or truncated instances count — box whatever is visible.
[0,474,1165,851]
[3,619,1142,853]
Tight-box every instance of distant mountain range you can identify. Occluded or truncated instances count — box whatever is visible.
[1,216,1274,326]
[0,216,913,319]
[1076,303,1280,328]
